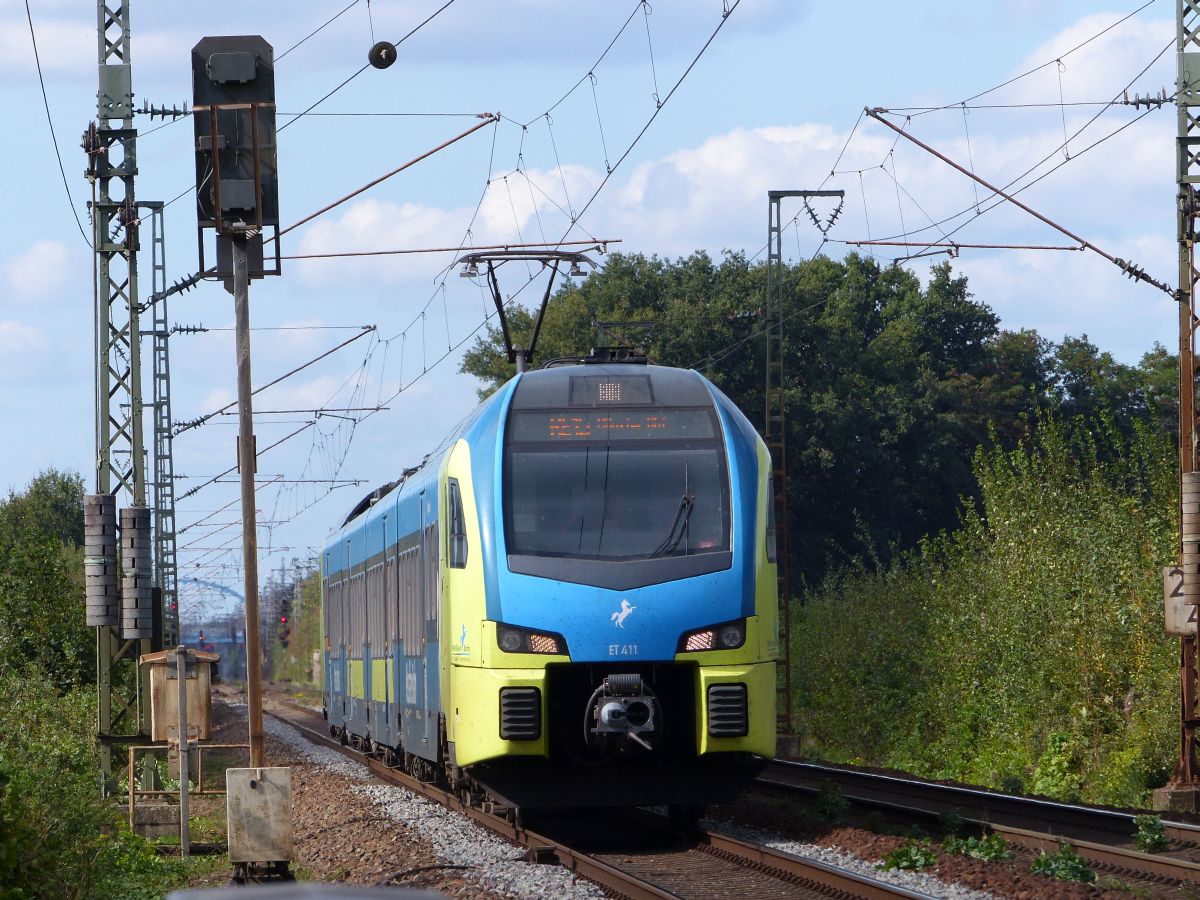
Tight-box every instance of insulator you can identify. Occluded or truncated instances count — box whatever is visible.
[85,495,118,627]
[138,101,190,121]
[120,506,154,640]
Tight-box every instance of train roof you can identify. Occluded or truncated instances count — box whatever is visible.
[510,362,714,409]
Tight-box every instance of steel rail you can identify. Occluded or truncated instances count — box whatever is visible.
[763,760,1200,885]
[266,699,928,898]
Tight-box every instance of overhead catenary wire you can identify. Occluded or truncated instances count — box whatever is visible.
[865,107,1173,294]
[847,34,1173,264]
[909,0,1160,117]
[178,0,742,574]
[810,2,1169,270]
[174,326,376,435]
[280,238,619,262]
[24,0,89,248]
[277,0,363,61]
[278,0,458,134]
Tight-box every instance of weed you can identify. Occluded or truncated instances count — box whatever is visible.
[938,810,965,836]
[942,832,1012,861]
[1133,814,1169,854]
[880,839,937,871]
[863,811,889,834]
[814,782,849,824]
[1029,843,1096,883]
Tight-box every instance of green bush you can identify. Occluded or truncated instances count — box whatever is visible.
[791,417,1178,807]
[0,670,186,899]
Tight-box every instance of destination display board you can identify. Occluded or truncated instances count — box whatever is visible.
[508,408,716,442]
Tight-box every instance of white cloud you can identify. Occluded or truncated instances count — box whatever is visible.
[0,321,48,379]
[0,16,91,75]
[3,240,70,301]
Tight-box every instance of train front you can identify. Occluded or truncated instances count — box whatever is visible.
[446,362,778,808]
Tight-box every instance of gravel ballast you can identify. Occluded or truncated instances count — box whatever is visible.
[705,817,997,900]
[263,712,605,899]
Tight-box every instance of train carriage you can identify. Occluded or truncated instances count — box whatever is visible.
[322,356,778,808]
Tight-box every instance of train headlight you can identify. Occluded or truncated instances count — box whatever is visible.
[496,623,567,655]
[498,628,524,653]
[678,619,746,653]
[717,622,745,649]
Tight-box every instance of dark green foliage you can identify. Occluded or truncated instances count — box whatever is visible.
[943,832,1012,861]
[0,470,91,687]
[814,781,850,824]
[1030,844,1096,883]
[792,417,1177,807]
[880,839,938,871]
[1133,814,1169,854]
[0,469,85,554]
[937,810,965,837]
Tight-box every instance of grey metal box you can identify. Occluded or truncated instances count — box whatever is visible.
[226,767,293,863]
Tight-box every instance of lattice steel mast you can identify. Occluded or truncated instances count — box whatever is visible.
[765,192,793,736]
[765,190,842,739]
[147,202,180,647]
[85,0,148,784]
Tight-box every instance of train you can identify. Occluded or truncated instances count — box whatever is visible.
[321,352,778,810]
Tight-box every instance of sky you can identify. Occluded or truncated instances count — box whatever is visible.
[0,0,1181,619]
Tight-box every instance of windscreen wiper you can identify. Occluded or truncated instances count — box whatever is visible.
[650,494,693,559]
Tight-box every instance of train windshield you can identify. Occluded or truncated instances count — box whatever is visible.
[504,407,729,561]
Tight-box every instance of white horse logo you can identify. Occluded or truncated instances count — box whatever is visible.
[610,599,636,628]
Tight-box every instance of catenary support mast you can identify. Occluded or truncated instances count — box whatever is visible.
[1163,0,1200,808]
[86,0,149,786]
[148,202,180,648]
[765,190,842,739]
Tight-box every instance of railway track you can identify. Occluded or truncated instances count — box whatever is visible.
[266,699,935,899]
[761,759,1200,889]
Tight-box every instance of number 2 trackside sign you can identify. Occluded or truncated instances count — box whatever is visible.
[1165,566,1199,636]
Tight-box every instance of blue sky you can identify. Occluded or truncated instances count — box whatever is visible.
[0,0,1179,618]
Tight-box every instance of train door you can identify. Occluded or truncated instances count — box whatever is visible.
[419,489,430,746]
[338,539,351,725]
[387,519,399,749]
[379,514,393,748]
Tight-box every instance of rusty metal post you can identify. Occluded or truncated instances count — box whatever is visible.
[1159,0,1200,810]
[232,235,266,768]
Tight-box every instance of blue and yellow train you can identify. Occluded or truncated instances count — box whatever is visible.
[321,357,778,808]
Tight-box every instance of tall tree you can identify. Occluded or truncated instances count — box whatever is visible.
[0,470,90,686]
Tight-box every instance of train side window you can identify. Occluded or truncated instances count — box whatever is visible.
[766,472,777,565]
[448,479,468,569]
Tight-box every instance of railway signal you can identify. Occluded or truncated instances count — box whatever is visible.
[191,34,281,774]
